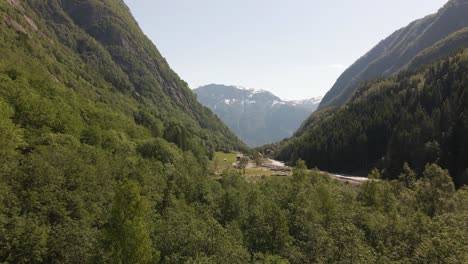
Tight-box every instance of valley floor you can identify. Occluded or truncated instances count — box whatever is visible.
[210,152,369,185]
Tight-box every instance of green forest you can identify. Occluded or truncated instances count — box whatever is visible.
[1,0,468,263]
[278,49,468,186]
[2,126,468,263]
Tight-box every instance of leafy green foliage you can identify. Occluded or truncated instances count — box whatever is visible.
[0,99,24,175]
[102,180,156,264]
[239,157,249,175]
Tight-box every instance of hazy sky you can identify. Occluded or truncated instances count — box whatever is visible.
[124,0,448,100]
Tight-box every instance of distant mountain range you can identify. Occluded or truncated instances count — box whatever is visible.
[194,84,321,146]
[319,0,468,110]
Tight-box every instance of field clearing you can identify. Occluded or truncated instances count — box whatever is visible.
[210,152,238,169]
[244,168,277,177]
[210,152,367,185]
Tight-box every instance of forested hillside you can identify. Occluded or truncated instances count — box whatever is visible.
[278,48,468,186]
[319,0,468,109]
[1,0,247,155]
[0,0,248,261]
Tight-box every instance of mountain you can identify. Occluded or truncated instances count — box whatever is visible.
[0,1,252,261]
[193,84,321,146]
[0,0,247,154]
[277,47,468,186]
[318,0,468,110]
[278,0,468,183]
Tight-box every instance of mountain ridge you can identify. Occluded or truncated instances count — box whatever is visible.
[276,47,468,185]
[194,84,321,146]
[318,0,468,110]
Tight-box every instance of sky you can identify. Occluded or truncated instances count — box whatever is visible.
[123,0,448,100]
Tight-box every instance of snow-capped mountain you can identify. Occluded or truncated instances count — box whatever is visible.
[287,97,323,107]
[193,84,322,146]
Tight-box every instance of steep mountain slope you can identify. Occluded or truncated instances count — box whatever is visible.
[0,1,251,261]
[0,0,246,154]
[319,0,468,110]
[405,27,468,70]
[277,48,468,186]
[194,84,321,146]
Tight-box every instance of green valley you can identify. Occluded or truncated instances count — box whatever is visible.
[0,0,467,263]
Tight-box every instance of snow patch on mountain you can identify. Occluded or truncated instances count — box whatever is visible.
[193,84,324,146]
[287,96,323,106]
[271,100,286,107]
[234,85,254,92]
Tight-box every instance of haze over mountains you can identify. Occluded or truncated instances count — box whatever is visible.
[194,84,321,146]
